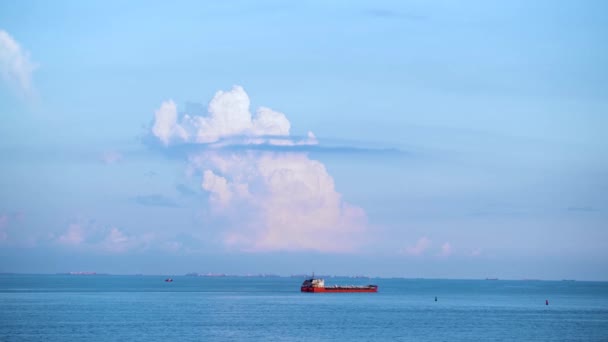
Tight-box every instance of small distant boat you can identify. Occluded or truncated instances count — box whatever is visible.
[485,278,498,281]
[300,276,377,293]
[165,278,173,282]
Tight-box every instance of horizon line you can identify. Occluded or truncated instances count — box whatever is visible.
[0,272,604,282]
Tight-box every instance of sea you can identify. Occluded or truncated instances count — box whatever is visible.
[1,275,607,341]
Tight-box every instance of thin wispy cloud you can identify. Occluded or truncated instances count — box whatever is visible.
[146,139,407,159]
[57,223,86,246]
[0,29,37,97]
[403,237,431,256]
[438,242,453,257]
[100,228,137,253]
[101,151,123,164]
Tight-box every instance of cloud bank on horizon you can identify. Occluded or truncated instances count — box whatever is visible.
[150,86,366,252]
[55,221,155,254]
[0,29,36,96]
[401,237,456,257]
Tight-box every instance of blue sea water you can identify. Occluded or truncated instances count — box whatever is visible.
[0,275,607,341]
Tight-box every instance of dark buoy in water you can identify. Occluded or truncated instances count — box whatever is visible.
[545,299,549,306]
[435,296,437,302]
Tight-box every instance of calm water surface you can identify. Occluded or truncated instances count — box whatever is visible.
[1,275,607,341]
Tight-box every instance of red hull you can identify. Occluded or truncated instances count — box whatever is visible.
[301,286,377,293]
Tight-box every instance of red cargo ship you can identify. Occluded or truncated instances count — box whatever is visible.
[300,276,378,293]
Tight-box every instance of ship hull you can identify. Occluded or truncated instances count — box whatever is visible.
[301,286,377,293]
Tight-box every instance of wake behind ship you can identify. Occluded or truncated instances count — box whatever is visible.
[300,276,378,293]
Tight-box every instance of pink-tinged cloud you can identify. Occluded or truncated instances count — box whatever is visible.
[57,223,85,245]
[403,237,431,256]
[101,151,123,164]
[152,86,367,252]
[439,242,453,256]
[202,170,233,208]
[98,227,146,253]
[100,229,155,254]
[191,151,367,253]
[470,248,482,257]
[56,222,154,253]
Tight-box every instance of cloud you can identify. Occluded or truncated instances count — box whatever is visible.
[133,194,179,208]
[439,242,453,256]
[101,151,123,164]
[152,100,188,145]
[149,139,405,159]
[403,237,431,256]
[191,151,367,252]
[99,227,146,253]
[0,30,37,96]
[151,86,367,252]
[57,223,85,245]
[151,85,317,147]
[56,221,153,253]
[202,170,233,208]
[470,248,482,257]
[161,240,183,253]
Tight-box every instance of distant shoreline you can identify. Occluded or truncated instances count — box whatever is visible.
[0,272,604,282]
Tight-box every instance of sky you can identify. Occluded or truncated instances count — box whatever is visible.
[0,0,607,280]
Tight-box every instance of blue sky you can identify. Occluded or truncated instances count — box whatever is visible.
[0,0,607,279]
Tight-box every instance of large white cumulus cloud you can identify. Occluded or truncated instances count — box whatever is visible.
[152,85,316,146]
[152,86,366,252]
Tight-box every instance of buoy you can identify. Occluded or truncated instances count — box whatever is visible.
[545,299,549,305]
[435,296,437,302]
